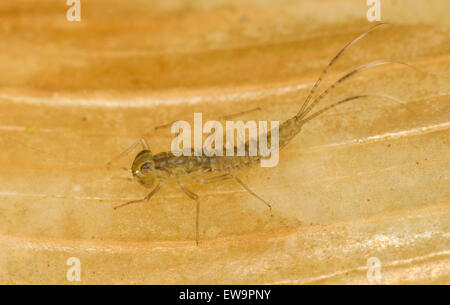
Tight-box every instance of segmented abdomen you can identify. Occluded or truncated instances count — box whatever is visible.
[153,115,302,174]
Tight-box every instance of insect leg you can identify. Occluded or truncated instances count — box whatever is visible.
[107,137,150,166]
[177,179,201,246]
[217,107,261,121]
[193,174,272,212]
[154,120,178,131]
[233,176,272,212]
[113,181,162,210]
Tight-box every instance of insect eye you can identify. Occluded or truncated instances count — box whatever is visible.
[140,162,152,173]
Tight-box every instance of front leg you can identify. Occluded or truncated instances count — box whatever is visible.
[107,137,150,166]
[114,181,163,210]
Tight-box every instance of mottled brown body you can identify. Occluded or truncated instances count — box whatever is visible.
[153,151,260,175]
[146,116,303,180]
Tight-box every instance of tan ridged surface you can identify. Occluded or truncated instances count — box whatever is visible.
[0,0,449,284]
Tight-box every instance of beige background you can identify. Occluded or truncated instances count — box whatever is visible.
[0,0,449,284]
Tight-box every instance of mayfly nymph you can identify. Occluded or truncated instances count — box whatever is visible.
[112,23,407,245]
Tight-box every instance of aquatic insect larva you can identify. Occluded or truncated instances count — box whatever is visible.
[112,23,408,245]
